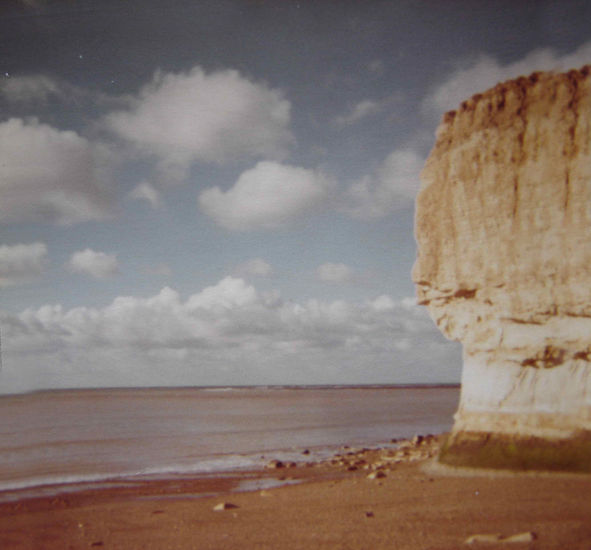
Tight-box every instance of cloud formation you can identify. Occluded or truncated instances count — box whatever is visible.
[234,258,274,278]
[0,74,126,110]
[0,118,113,225]
[0,242,48,287]
[316,262,354,283]
[335,99,381,126]
[3,277,460,390]
[423,41,591,116]
[67,249,119,279]
[129,182,162,208]
[199,161,333,230]
[0,75,61,103]
[104,67,293,181]
[343,149,423,218]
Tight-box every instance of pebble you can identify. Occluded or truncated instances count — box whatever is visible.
[213,502,239,511]
[465,531,536,544]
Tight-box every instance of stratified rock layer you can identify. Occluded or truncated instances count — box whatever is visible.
[413,67,591,471]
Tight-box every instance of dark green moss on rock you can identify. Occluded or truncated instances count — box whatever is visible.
[438,431,591,473]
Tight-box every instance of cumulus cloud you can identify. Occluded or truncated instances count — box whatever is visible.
[103,66,293,181]
[129,181,162,208]
[342,149,423,218]
[0,75,61,103]
[234,258,274,278]
[3,277,461,390]
[0,118,114,225]
[199,161,333,230]
[0,242,48,287]
[423,41,591,117]
[0,74,126,110]
[67,249,119,279]
[316,262,354,283]
[335,100,381,126]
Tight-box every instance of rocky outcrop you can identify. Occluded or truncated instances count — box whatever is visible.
[413,66,591,471]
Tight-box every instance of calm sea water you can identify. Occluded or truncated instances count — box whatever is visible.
[0,386,459,494]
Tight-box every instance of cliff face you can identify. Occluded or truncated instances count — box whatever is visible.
[413,67,591,471]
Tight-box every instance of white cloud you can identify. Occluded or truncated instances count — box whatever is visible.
[0,118,114,225]
[0,74,126,109]
[369,295,396,312]
[316,262,354,283]
[129,182,162,208]
[186,276,258,311]
[335,99,381,126]
[342,149,424,218]
[234,258,273,278]
[104,66,293,180]
[0,75,61,103]
[0,242,48,287]
[67,249,119,279]
[199,161,333,230]
[423,41,591,117]
[3,277,461,391]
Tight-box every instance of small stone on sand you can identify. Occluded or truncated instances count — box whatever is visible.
[367,471,386,480]
[503,532,536,543]
[465,533,502,544]
[465,531,536,544]
[213,502,239,511]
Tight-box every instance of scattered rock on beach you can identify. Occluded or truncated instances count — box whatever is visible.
[213,502,239,511]
[465,534,503,544]
[367,470,386,480]
[465,531,536,544]
[266,459,284,469]
[503,532,537,543]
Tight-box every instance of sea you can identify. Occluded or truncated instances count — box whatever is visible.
[0,385,459,500]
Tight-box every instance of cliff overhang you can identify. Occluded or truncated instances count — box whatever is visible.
[413,66,591,472]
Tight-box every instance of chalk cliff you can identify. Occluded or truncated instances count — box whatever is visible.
[413,66,591,471]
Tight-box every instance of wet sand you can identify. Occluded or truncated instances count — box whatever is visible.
[0,437,590,549]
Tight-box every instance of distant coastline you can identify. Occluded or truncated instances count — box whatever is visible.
[0,383,461,398]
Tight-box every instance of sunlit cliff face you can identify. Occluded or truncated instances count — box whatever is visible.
[413,67,591,472]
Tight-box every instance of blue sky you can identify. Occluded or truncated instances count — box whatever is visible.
[1,0,590,393]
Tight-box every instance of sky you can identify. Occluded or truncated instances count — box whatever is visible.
[1,0,590,393]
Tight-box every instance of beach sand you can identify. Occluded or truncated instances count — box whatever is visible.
[0,437,590,550]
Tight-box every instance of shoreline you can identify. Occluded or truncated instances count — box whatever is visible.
[0,383,461,398]
[1,435,590,549]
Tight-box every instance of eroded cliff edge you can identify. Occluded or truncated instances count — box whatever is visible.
[413,66,591,471]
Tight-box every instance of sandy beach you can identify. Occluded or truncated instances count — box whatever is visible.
[1,436,590,550]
